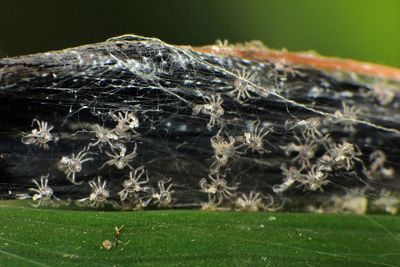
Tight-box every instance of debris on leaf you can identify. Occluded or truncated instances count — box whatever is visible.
[101,225,130,250]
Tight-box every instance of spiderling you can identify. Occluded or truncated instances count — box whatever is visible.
[192,93,224,130]
[234,191,266,212]
[284,117,322,138]
[273,164,304,194]
[200,173,238,202]
[149,178,175,207]
[89,124,119,150]
[368,81,396,106]
[230,69,257,101]
[322,141,363,171]
[285,133,319,168]
[372,190,399,215]
[58,147,94,185]
[364,150,394,180]
[16,174,57,207]
[242,119,273,154]
[200,197,225,211]
[304,164,331,191]
[78,176,110,208]
[271,58,303,80]
[29,174,55,201]
[21,119,54,150]
[118,166,150,202]
[101,142,137,170]
[210,130,241,173]
[109,110,140,136]
[331,101,360,133]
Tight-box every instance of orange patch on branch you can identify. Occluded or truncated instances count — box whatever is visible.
[194,46,400,82]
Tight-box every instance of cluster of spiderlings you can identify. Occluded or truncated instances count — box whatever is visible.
[274,118,364,193]
[18,109,176,210]
[306,188,400,215]
[196,108,278,211]
[274,107,396,197]
[6,35,399,214]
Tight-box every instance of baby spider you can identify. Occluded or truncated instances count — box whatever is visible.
[230,69,257,101]
[273,164,304,193]
[364,150,394,180]
[212,39,233,56]
[243,119,273,154]
[118,166,149,201]
[284,117,322,138]
[210,130,240,173]
[327,189,368,215]
[286,134,319,168]
[29,174,55,201]
[110,110,140,136]
[304,164,330,191]
[331,101,360,133]
[89,124,119,150]
[101,143,137,170]
[234,191,265,212]
[199,173,238,201]
[372,190,399,215]
[324,141,363,171]
[16,175,58,207]
[271,58,303,80]
[150,178,175,207]
[200,197,226,211]
[58,147,94,185]
[21,119,54,149]
[78,176,110,208]
[368,81,396,106]
[192,93,224,130]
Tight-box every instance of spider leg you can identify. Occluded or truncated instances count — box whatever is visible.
[100,159,113,169]
[126,163,134,170]
[166,183,174,191]
[80,157,94,164]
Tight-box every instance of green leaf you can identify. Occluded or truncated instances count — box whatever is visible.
[0,202,399,266]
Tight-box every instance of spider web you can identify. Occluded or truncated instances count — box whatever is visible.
[0,34,399,213]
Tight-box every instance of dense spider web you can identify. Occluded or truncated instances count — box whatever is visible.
[0,35,399,213]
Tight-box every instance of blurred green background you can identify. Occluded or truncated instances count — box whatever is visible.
[0,0,399,67]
